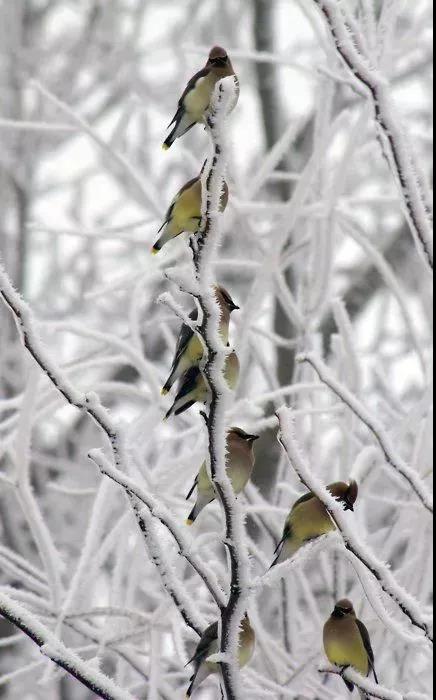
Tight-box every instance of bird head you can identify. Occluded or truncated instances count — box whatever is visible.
[215,286,240,313]
[209,46,229,68]
[229,427,260,445]
[328,480,359,512]
[332,599,355,619]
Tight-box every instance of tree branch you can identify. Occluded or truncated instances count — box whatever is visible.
[277,406,433,644]
[298,353,433,513]
[189,77,250,700]
[313,0,433,271]
[319,665,430,700]
[0,591,134,700]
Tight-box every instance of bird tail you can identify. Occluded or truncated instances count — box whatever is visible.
[163,112,196,150]
[270,538,286,569]
[186,493,213,526]
[164,401,176,421]
[164,398,195,421]
[186,477,198,501]
[343,678,355,693]
[185,674,195,698]
[151,222,171,256]
[186,505,197,527]
[161,371,175,396]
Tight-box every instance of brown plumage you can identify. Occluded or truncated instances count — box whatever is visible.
[324,599,378,694]
[271,481,359,567]
[161,287,239,396]
[163,46,238,150]
[186,614,255,698]
[186,428,259,525]
[151,164,229,254]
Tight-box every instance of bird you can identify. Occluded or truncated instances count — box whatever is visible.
[323,599,378,695]
[161,287,239,396]
[164,350,240,420]
[271,481,358,567]
[186,427,259,525]
[163,46,238,151]
[186,614,255,698]
[151,165,229,255]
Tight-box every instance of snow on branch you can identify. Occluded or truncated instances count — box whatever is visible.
[0,263,123,468]
[188,76,251,700]
[319,665,431,700]
[88,449,226,609]
[0,592,135,700]
[277,407,433,645]
[313,0,434,271]
[298,353,433,514]
[0,257,224,651]
[130,498,205,637]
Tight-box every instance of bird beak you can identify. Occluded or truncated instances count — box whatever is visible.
[346,503,354,512]
[249,435,260,443]
[231,303,240,312]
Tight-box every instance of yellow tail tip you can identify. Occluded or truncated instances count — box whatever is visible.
[161,388,169,396]
[151,247,159,256]
[185,519,194,527]
[162,143,170,151]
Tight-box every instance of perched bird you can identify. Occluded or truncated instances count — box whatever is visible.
[163,46,238,151]
[186,427,259,525]
[186,614,255,698]
[151,166,229,255]
[324,599,378,695]
[164,351,240,420]
[271,481,358,567]
[161,287,239,396]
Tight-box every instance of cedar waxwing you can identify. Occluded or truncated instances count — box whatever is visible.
[164,351,240,420]
[163,46,238,151]
[271,481,358,567]
[186,614,255,698]
[161,287,239,396]
[324,599,378,694]
[151,165,229,255]
[186,428,259,525]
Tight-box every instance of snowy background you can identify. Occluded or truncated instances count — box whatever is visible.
[0,1,433,699]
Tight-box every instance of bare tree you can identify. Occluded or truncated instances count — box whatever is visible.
[0,1,433,699]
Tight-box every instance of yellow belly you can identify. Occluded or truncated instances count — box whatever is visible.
[186,334,203,364]
[290,503,335,543]
[184,74,217,122]
[324,624,369,677]
[174,187,202,230]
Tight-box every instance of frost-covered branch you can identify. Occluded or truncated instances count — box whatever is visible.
[277,407,433,644]
[130,498,205,637]
[299,353,433,514]
[0,592,134,700]
[313,0,434,271]
[319,665,430,700]
[189,77,250,700]
[88,450,226,609]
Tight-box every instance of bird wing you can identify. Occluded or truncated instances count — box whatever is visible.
[356,620,378,681]
[174,366,201,402]
[170,309,199,373]
[291,491,315,511]
[273,491,315,554]
[186,476,199,500]
[160,177,201,233]
[186,622,219,668]
[167,68,210,126]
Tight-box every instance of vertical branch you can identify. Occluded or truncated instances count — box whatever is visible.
[190,77,250,700]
